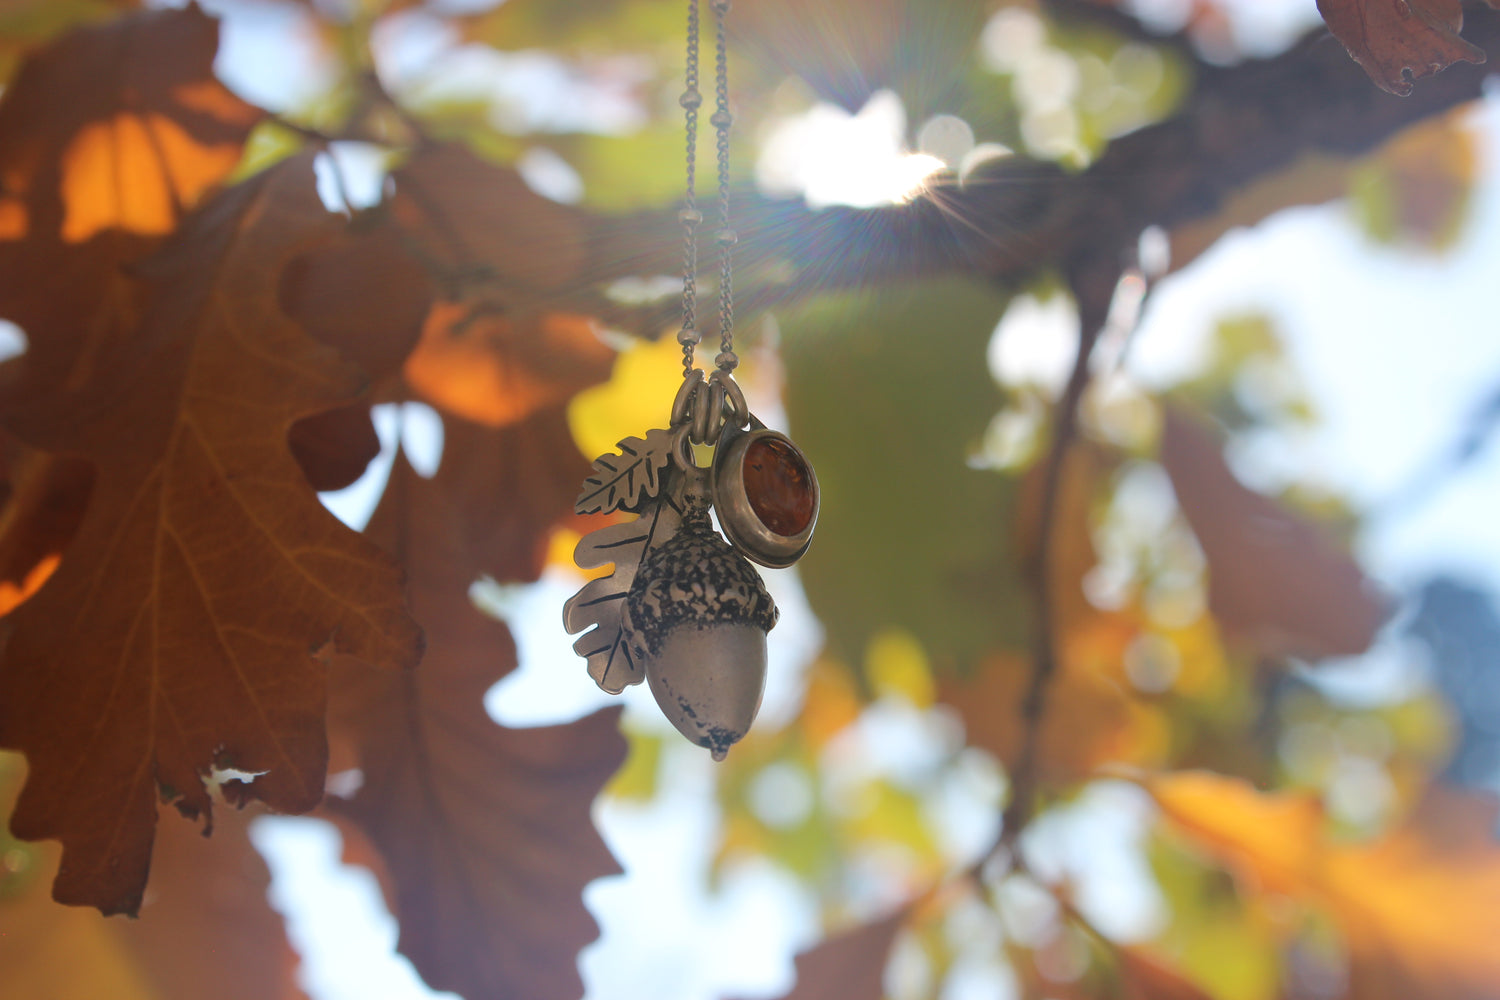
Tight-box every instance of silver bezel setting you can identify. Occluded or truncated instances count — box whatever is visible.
[712,422,818,569]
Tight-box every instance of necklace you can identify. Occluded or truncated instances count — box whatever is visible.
[563,0,819,761]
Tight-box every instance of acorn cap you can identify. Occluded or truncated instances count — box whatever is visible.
[624,507,778,657]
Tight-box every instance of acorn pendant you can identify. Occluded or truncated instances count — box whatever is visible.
[623,505,778,760]
[562,391,818,760]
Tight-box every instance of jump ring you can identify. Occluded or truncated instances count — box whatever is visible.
[671,370,704,428]
[710,369,749,429]
[702,379,728,445]
[690,379,713,444]
[670,422,696,472]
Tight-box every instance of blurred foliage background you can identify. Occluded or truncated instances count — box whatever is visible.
[2,1,1500,1000]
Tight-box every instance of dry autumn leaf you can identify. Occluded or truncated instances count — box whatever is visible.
[328,453,625,1000]
[1147,771,1500,1000]
[405,303,613,429]
[0,155,422,916]
[280,218,434,383]
[1160,407,1387,658]
[0,441,91,614]
[0,4,261,441]
[0,752,307,1000]
[429,407,599,584]
[280,217,434,492]
[1316,0,1492,96]
[733,906,911,1000]
[391,142,587,295]
[286,403,383,494]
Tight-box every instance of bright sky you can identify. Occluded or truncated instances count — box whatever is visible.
[92,2,1500,999]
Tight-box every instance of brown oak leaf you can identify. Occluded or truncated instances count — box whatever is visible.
[430,406,599,584]
[280,217,434,383]
[391,142,587,295]
[0,4,262,442]
[0,439,92,614]
[280,216,435,491]
[329,452,625,1000]
[0,751,308,1000]
[1316,0,1492,96]
[0,155,423,916]
[286,403,384,494]
[733,906,911,1000]
[1160,407,1387,658]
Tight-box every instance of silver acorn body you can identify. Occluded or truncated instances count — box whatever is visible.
[622,507,778,760]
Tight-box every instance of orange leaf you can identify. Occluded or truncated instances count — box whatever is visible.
[405,303,614,428]
[1160,407,1387,658]
[1316,0,1489,96]
[0,753,307,1000]
[328,453,625,1000]
[0,155,422,916]
[1147,771,1324,898]
[1325,786,1500,1000]
[1147,771,1500,1000]
[0,5,261,440]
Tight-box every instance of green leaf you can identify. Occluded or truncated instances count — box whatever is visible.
[462,0,681,56]
[780,278,1029,675]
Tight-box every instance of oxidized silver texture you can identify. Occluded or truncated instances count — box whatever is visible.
[622,505,777,760]
[624,506,778,657]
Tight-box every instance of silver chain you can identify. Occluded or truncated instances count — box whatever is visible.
[677,0,737,379]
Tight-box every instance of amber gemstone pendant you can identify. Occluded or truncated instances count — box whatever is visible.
[714,418,818,569]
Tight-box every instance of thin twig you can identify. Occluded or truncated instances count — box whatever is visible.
[998,309,1099,845]
[961,255,1143,879]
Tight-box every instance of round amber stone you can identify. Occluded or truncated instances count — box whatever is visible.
[742,437,815,537]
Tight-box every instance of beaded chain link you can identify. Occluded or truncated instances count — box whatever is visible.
[677,0,737,379]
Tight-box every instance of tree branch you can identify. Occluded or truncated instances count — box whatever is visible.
[584,8,1500,310]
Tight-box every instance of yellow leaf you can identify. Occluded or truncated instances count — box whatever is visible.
[567,335,683,461]
[1350,110,1478,251]
[864,628,935,708]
